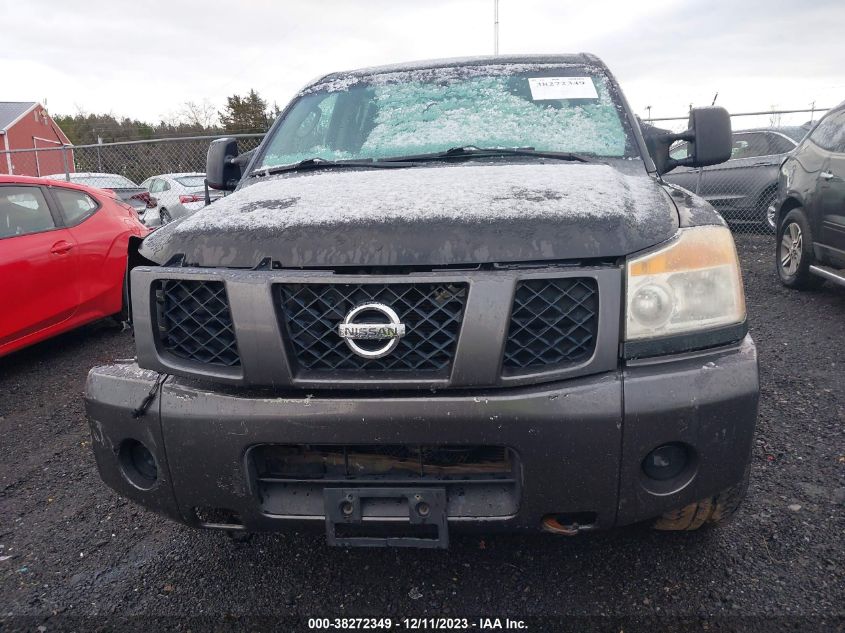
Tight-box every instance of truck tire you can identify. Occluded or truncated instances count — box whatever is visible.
[653,466,750,531]
[777,208,823,289]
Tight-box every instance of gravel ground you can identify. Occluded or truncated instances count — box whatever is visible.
[1,234,843,631]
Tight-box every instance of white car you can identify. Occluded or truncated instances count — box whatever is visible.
[139,173,223,227]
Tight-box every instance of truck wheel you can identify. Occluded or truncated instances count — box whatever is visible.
[777,208,823,289]
[653,466,749,531]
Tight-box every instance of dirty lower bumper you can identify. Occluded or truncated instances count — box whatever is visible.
[85,336,758,537]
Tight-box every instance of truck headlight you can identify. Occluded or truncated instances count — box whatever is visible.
[625,225,746,343]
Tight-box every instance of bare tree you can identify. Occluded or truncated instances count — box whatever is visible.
[768,105,782,128]
[179,99,219,130]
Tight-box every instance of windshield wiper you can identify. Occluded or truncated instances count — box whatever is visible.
[378,146,599,164]
[249,157,419,178]
[250,147,598,177]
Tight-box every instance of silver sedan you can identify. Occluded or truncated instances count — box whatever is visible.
[139,173,223,227]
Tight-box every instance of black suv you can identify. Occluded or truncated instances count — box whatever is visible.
[774,101,845,289]
[84,55,759,548]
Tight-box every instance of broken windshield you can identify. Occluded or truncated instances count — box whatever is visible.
[257,65,637,170]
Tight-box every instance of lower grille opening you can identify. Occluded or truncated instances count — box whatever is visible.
[249,444,520,518]
[194,506,243,528]
[252,444,514,481]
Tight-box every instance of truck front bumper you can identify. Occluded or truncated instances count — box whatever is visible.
[85,336,758,539]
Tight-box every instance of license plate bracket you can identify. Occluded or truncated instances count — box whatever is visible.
[324,488,448,549]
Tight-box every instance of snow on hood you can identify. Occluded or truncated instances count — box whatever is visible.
[140,163,678,268]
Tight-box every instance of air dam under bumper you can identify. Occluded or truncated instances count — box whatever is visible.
[85,337,758,536]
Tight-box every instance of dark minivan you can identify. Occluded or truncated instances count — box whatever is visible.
[773,101,845,289]
[665,127,804,229]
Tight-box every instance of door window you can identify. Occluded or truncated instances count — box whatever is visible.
[52,188,99,226]
[766,133,796,155]
[730,133,771,159]
[835,125,845,154]
[0,186,56,239]
[150,178,171,193]
[809,110,845,151]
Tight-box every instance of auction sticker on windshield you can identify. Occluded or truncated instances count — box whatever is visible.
[528,76,598,100]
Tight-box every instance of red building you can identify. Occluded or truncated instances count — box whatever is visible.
[0,102,73,177]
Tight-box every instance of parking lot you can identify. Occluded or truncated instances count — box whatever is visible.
[0,233,842,628]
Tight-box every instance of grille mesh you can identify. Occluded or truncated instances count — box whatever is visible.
[156,280,240,367]
[278,283,467,372]
[503,278,598,370]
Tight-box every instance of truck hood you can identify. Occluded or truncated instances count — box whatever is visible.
[139,163,678,268]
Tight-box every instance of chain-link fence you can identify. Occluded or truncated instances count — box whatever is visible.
[0,133,264,187]
[0,133,264,227]
[648,107,830,231]
[0,108,833,232]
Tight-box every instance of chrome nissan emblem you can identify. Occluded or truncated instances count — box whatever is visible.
[337,303,406,359]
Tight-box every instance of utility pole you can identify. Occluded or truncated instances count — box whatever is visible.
[96,134,103,172]
[646,105,652,122]
[494,0,499,55]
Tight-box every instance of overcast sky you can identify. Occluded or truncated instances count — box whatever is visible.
[2,0,843,128]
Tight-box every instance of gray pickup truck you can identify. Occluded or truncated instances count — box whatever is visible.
[85,54,759,548]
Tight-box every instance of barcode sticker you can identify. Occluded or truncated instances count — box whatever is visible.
[528,77,598,100]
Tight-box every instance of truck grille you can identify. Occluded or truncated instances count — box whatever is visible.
[503,278,598,370]
[155,280,240,367]
[277,283,467,372]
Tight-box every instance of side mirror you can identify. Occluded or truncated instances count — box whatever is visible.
[206,138,242,190]
[687,107,732,166]
[650,107,732,175]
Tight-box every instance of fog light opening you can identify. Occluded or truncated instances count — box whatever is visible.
[642,443,689,481]
[118,439,158,490]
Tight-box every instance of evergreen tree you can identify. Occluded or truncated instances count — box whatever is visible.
[218,89,276,133]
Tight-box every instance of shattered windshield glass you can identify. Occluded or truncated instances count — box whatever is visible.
[258,65,635,169]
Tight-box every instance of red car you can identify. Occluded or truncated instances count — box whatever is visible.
[0,175,149,358]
